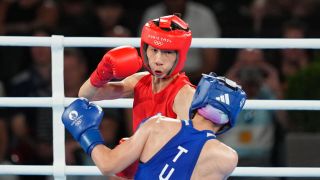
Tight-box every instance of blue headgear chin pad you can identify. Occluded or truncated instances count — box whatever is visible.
[189,73,247,135]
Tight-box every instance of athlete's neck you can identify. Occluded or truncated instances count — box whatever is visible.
[192,113,221,133]
[152,74,179,93]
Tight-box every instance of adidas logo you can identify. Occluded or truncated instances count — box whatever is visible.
[215,94,230,105]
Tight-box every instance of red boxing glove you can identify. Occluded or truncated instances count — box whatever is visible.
[116,137,139,179]
[90,45,142,87]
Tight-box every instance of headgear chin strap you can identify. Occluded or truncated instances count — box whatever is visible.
[197,105,229,125]
[189,73,247,135]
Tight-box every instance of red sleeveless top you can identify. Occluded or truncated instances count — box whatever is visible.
[133,73,193,131]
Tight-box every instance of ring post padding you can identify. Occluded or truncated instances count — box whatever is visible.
[51,35,66,180]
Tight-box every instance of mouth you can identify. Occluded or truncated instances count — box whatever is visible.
[154,70,163,76]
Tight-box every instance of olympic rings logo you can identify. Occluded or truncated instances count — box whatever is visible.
[69,110,78,121]
[153,40,164,46]
[69,110,83,126]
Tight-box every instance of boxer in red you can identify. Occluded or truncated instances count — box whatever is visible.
[78,14,195,179]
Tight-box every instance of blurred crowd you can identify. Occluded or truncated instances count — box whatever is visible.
[1,0,320,179]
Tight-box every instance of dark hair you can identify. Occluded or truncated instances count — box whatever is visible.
[31,26,53,36]
[282,19,307,35]
[64,48,87,65]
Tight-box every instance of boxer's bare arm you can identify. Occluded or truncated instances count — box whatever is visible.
[79,72,148,101]
[91,116,158,175]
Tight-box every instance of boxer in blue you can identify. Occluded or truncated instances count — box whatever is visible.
[62,73,246,179]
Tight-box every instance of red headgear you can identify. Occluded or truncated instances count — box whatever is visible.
[140,14,192,77]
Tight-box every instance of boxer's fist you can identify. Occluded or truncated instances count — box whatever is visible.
[90,45,142,87]
[62,98,105,155]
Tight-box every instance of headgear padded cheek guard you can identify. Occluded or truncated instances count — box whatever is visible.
[189,73,247,135]
[140,14,192,77]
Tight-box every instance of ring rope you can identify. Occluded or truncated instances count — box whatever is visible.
[1,97,320,110]
[1,166,320,177]
[1,36,320,49]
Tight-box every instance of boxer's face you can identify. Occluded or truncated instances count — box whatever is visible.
[146,45,177,78]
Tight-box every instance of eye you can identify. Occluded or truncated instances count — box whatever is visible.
[152,48,158,53]
[163,50,175,54]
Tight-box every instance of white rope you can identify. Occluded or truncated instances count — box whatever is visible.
[0,97,134,108]
[1,166,320,177]
[1,36,320,48]
[1,97,320,110]
[232,167,320,177]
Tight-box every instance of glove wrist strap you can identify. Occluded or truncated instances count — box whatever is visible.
[79,129,105,156]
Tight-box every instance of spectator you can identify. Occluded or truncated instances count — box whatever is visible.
[64,48,88,97]
[226,49,282,98]
[0,117,19,180]
[0,0,57,83]
[8,27,53,180]
[221,49,280,179]
[57,0,99,37]
[8,27,52,142]
[35,0,59,32]
[94,0,132,38]
[280,20,311,93]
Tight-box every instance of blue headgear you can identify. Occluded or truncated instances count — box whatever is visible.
[189,73,247,135]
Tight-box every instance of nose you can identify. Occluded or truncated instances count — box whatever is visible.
[154,51,164,65]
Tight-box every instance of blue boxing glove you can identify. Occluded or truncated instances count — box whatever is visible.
[62,98,105,156]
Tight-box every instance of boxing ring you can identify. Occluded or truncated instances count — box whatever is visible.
[1,36,320,179]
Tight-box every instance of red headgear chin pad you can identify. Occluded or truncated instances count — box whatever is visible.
[140,14,192,77]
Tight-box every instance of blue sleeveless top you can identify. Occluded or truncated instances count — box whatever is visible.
[134,120,216,180]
